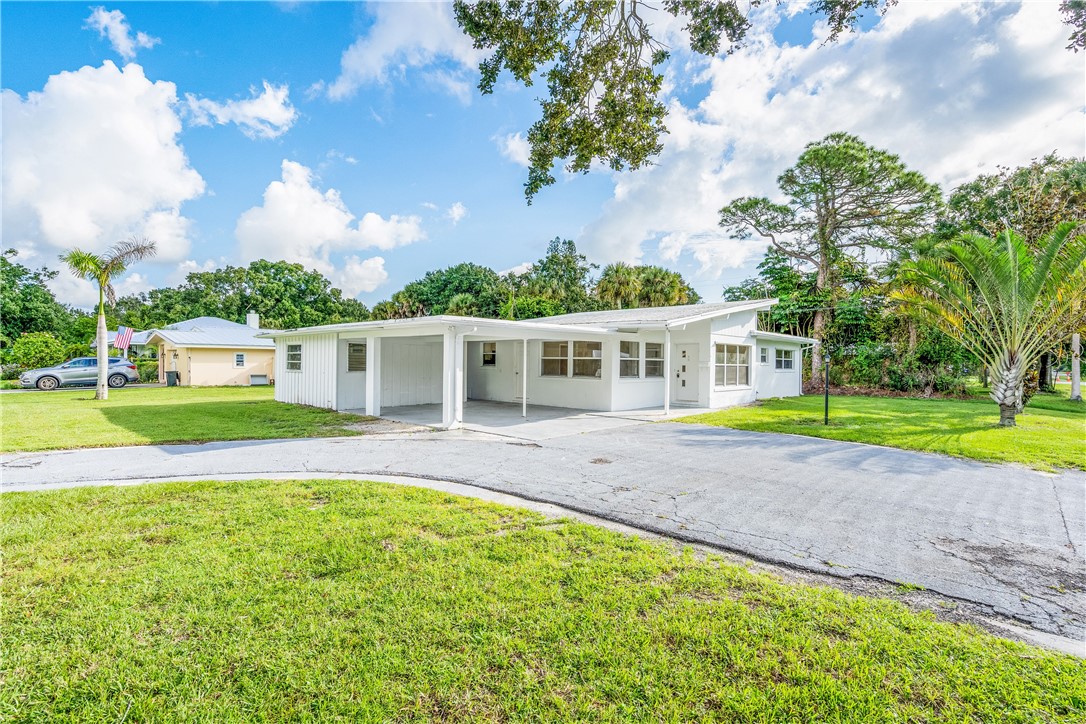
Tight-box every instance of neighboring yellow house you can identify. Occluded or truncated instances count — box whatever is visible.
[147,315,276,387]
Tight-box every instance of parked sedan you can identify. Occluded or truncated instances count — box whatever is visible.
[20,357,140,390]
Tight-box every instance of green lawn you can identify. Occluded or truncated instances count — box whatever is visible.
[0,386,367,453]
[3,479,1082,722]
[679,392,1086,470]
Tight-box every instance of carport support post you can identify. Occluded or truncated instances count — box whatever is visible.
[453,332,465,428]
[663,326,671,416]
[365,336,381,417]
[522,338,528,418]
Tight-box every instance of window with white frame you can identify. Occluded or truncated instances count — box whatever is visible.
[347,343,367,372]
[620,341,640,378]
[714,344,750,387]
[572,341,602,378]
[541,341,568,376]
[286,343,302,371]
[482,342,497,366]
[760,347,769,364]
[644,342,664,377]
[234,352,246,368]
[775,348,794,370]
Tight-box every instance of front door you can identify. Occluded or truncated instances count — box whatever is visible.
[675,344,699,403]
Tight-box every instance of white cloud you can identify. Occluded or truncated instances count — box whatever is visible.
[235,160,424,279]
[445,201,467,224]
[85,7,159,61]
[337,255,389,296]
[494,131,531,167]
[498,261,533,277]
[323,2,481,101]
[579,1,1085,291]
[114,272,153,298]
[421,201,439,210]
[2,60,205,299]
[186,81,298,139]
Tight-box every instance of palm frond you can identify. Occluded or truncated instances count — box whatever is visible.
[59,249,104,281]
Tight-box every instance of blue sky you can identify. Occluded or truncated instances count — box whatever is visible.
[2,1,1082,308]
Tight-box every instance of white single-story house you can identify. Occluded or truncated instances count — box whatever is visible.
[262,300,814,429]
[146,314,275,386]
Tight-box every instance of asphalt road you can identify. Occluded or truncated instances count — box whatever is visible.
[3,422,1084,644]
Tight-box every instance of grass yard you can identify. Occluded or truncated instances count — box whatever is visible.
[0,386,367,453]
[3,479,1083,722]
[679,392,1086,470]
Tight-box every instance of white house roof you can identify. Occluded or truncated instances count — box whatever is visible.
[536,300,776,328]
[752,330,817,345]
[146,317,274,349]
[260,315,614,340]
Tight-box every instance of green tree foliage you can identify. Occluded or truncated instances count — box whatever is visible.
[1,251,71,346]
[8,332,66,371]
[444,293,480,316]
[399,263,503,316]
[895,223,1086,426]
[596,262,642,309]
[1062,0,1086,50]
[117,260,370,330]
[60,237,157,400]
[454,1,893,200]
[941,154,1086,247]
[499,295,567,320]
[523,237,599,311]
[719,132,940,377]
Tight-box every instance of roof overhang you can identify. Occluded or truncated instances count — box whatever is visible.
[751,330,817,345]
[260,315,614,340]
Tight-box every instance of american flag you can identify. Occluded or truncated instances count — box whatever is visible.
[115,325,134,350]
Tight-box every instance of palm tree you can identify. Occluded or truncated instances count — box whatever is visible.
[444,293,478,316]
[596,263,642,309]
[895,223,1085,426]
[60,237,157,400]
[638,266,688,307]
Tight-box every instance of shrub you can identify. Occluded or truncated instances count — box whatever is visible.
[9,332,65,371]
[136,360,159,383]
[1,364,25,380]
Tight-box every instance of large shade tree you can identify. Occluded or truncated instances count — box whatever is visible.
[60,237,157,400]
[719,132,940,378]
[454,1,1084,200]
[895,223,1086,426]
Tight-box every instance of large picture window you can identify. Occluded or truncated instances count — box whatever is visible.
[775,348,794,370]
[541,341,568,376]
[644,343,664,377]
[347,343,367,372]
[572,341,602,378]
[714,344,750,387]
[286,343,302,371]
[620,341,640,378]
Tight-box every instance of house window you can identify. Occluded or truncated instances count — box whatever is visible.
[572,341,602,378]
[760,347,769,364]
[286,343,302,371]
[541,341,568,377]
[234,353,246,368]
[482,342,497,367]
[644,343,664,377]
[775,348,794,370]
[714,344,750,387]
[620,341,640,378]
[347,343,367,372]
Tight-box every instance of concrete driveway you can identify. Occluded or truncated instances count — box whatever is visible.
[3,421,1083,646]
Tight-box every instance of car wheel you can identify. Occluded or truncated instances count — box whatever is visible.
[108,374,128,388]
[36,376,59,391]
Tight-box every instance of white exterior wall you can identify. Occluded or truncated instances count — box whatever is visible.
[754,343,804,399]
[274,333,338,409]
[381,337,443,406]
[466,340,520,402]
[336,338,367,410]
[525,339,613,411]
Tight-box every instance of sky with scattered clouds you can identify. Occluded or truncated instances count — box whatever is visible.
[2,1,1082,308]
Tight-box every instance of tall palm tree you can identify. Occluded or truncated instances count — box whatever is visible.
[595,262,642,309]
[895,222,1085,426]
[60,237,157,400]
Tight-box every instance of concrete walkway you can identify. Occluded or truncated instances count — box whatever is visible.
[3,422,1083,648]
